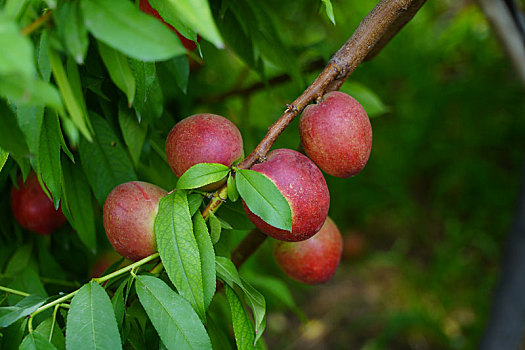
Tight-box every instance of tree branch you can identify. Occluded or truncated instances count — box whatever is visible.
[204,0,427,268]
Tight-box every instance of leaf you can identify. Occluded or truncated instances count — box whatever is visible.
[188,194,203,216]
[129,59,156,118]
[208,211,221,245]
[224,285,256,350]
[148,0,197,41]
[176,163,230,190]
[227,173,239,202]
[0,147,8,173]
[0,295,46,328]
[118,100,146,165]
[19,332,57,350]
[34,317,66,350]
[16,104,44,158]
[135,275,212,350]
[3,0,31,20]
[0,77,63,110]
[61,156,96,252]
[82,0,186,61]
[98,41,136,106]
[78,112,137,205]
[66,282,122,350]
[340,81,389,117]
[0,16,35,79]
[157,0,223,48]
[112,280,127,331]
[38,110,63,208]
[218,201,255,230]
[6,268,47,306]
[215,257,266,344]
[54,1,89,64]
[155,191,206,320]
[38,31,51,81]
[0,100,30,159]
[321,0,336,25]
[4,244,33,276]
[161,56,189,94]
[236,168,292,232]
[48,46,92,141]
[192,212,216,309]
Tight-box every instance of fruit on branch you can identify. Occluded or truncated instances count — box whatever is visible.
[273,216,343,284]
[139,0,199,51]
[10,172,67,235]
[242,149,330,242]
[103,181,167,261]
[165,113,244,187]
[299,91,372,178]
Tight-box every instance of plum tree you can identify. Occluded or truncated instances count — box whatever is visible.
[10,172,66,235]
[299,91,373,177]
[242,149,330,242]
[103,181,167,261]
[165,113,244,181]
[139,0,199,51]
[273,217,343,284]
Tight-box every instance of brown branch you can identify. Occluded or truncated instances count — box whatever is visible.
[21,10,53,36]
[206,0,427,269]
[231,229,268,268]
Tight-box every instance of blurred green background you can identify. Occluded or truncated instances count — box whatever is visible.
[185,0,525,348]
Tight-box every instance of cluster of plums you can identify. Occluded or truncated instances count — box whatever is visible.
[9,87,371,285]
[104,91,372,284]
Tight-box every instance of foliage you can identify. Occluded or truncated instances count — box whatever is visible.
[1,0,524,349]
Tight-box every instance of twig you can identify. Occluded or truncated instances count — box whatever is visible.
[21,10,53,36]
[231,229,268,268]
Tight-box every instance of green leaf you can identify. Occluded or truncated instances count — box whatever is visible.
[0,295,46,328]
[215,256,242,288]
[16,104,44,158]
[135,275,212,350]
[62,156,96,252]
[155,191,206,320]
[54,1,89,64]
[6,268,47,305]
[66,57,90,126]
[38,110,63,208]
[224,285,256,350]
[0,147,8,173]
[78,112,137,205]
[0,16,35,79]
[188,194,203,216]
[218,201,255,231]
[0,77,63,110]
[236,168,292,232]
[112,280,126,331]
[176,163,230,190]
[3,0,31,20]
[192,212,216,309]
[129,59,156,119]
[118,100,146,165]
[227,173,239,202]
[0,100,30,159]
[161,56,190,94]
[19,332,57,350]
[148,0,197,41]
[38,31,51,81]
[34,317,66,350]
[4,244,32,276]
[48,46,92,141]
[82,0,186,61]
[321,0,336,25]
[208,211,221,245]
[215,257,266,344]
[66,282,122,350]
[340,81,389,117]
[156,0,223,48]
[98,41,136,106]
